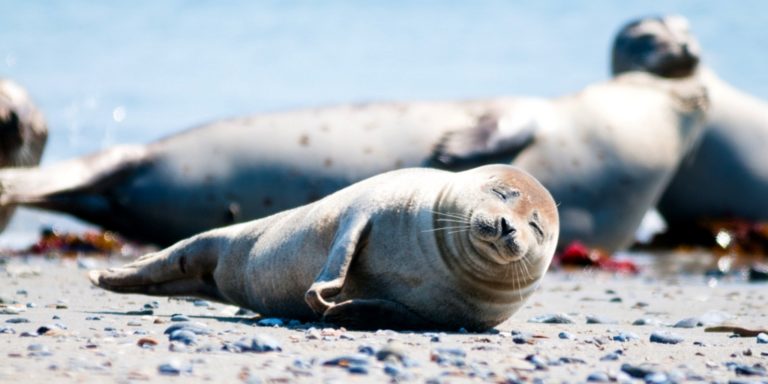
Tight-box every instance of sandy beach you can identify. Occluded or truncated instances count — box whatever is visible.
[1,253,766,383]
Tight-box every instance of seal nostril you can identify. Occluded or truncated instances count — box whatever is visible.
[500,217,516,237]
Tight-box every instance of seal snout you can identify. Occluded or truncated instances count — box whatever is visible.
[499,217,516,238]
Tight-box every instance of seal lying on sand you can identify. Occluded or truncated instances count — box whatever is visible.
[89,165,559,331]
[613,15,768,225]
[0,79,47,230]
[0,73,705,252]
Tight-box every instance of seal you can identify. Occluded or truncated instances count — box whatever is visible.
[0,78,48,230]
[88,164,559,331]
[0,73,705,253]
[613,15,768,224]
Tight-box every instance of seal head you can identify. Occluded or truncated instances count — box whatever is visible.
[434,165,559,288]
[612,15,701,78]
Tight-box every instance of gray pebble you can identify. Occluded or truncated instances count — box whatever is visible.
[650,331,684,344]
[233,334,282,352]
[586,372,611,382]
[558,331,573,340]
[524,354,547,370]
[158,360,193,375]
[609,297,623,303]
[5,317,29,324]
[85,316,102,321]
[26,303,36,308]
[170,314,190,322]
[673,317,702,328]
[0,307,21,315]
[600,351,621,361]
[323,354,370,374]
[256,317,283,327]
[164,323,212,336]
[726,362,767,376]
[144,301,160,309]
[358,345,375,356]
[613,332,639,342]
[192,299,210,307]
[586,315,617,324]
[644,372,669,384]
[0,326,15,334]
[632,317,662,326]
[27,343,52,357]
[757,332,768,344]
[169,330,197,345]
[126,321,142,326]
[15,289,28,296]
[621,363,657,378]
[528,313,575,324]
[431,348,466,367]
[126,309,154,316]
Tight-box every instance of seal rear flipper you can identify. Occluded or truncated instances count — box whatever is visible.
[321,299,437,331]
[0,144,148,207]
[88,234,226,302]
[427,111,537,170]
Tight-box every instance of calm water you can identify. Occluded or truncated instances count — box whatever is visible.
[0,1,766,245]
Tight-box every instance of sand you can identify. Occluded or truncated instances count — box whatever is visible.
[0,254,766,383]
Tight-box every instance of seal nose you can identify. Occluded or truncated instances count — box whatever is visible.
[500,217,516,238]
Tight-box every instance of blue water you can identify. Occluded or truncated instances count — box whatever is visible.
[0,1,766,245]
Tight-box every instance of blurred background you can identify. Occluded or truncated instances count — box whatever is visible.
[0,0,766,245]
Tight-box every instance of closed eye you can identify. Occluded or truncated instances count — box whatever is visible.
[529,221,544,243]
[491,187,520,202]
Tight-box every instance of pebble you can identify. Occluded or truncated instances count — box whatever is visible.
[137,337,159,348]
[0,326,15,334]
[757,332,768,344]
[586,371,610,382]
[192,299,210,307]
[424,332,442,342]
[673,317,702,328]
[164,323,212,336]
[620,363,657,379]
[632,317,662,326]
[748,263,768,282]
[726,362,767,376]
[431,348,467,367]
[0,307,22,315]
[323,354,370,374]
[613,332,639,342]
[170,314,190,322]
[126,309,154,316]
[558,331,574,340]
[126,321,142,326]
[27,343,52,357]
[358,345,375,356]
[528,313,575,324]
[256,318,284,327]
[157,360,193,376]
[586,315,617,324]
[169,330,197,345]
[644,372,669,384]
[524,354,548,370]
[144,301,160,309]
[85,316,102,321]
[5,317,29,324]
[650,331,684,344]
[232,334,282,352]
[600,351,622,361]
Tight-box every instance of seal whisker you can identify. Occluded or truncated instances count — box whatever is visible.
[421,225,471,233]
[430,210,471,221]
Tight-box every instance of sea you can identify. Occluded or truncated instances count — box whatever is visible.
[0,1,766,246]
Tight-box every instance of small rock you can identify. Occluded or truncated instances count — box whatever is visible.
[558,331,574,340]
[323,354,370,374]
[0,307,22,315]
[431,348,466,367]
[609,297,623,303]
[126,321,142,326]
[632,317,661,326]
[524,354,547,370]
[85,316,102,321]
[169,330,197,345]
[144,301,160,309]
[256,318,283,327]
[0,326,15,334]
[650,331,684,344]
[586,315,617,324]
[600,352,621,361]
[757,333,768,344]
[673,317,703,328]
[358,345,375,356]
[748,263,768,282]
[613,332,639,342]
[235,307,256,316]
[157,360,192,376]
[644,372,669,384]
[586,371,610,382]
[528,313,574,324]
[27,343,52,357]
[621,363,657,379]
[232,334,282,352]
[5,317,29,324]
[170,314,190,322]
[164,323,212,336]
[137,337,159,348]
[126,309,154,316]
[192,300,210,307]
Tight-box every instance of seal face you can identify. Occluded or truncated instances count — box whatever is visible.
[612,15,701,78]
[88,165,559,331]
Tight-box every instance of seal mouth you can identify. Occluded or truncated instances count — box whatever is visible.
[653,54,699,78]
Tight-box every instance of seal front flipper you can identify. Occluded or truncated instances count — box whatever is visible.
[88,234,226,302]
[305,213,372,316]
[322,299,435,331]
[428,111,537,170]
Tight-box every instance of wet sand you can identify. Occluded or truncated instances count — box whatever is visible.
[0,255,766,383]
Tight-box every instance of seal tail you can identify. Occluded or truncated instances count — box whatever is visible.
[88,233,225,301]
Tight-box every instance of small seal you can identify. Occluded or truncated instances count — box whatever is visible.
[89,165,559,331]
[0,78,47,230]
[613,15,768,224]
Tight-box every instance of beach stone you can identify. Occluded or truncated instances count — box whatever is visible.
[525,354,548,370]
[169,330,197,345]
[358,345,375,356]
[586,371,611,382]
[5,317,29,324]
[158,360,193,375]
[137,337,159,348]
[613,332,639,342]
[621,363,657,379]
[757,333,768,344]
[431,348,467,367]
[192,299,210,307]
[632,317,662,326]
[0,326,14,334]
[164,323,212,336]
[558,331,574,340]
[170,314,190,322]
[27,343,52,357]
[0,307,22,315]
[256,318,283,327]
[644,372,669,384]
[650,331,684,344]
[748,263,768,282]
[528,313,575,324]
[127,309,154,315]
[85,316,102,321]
[323,354,370,374]
[586,315,617,324]
[144,301,160,309]
[600,350,622,361]
[233,334,282,352]
[673,317,703,328]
